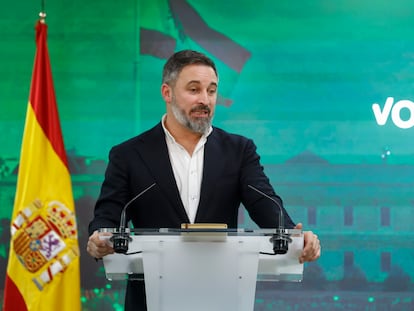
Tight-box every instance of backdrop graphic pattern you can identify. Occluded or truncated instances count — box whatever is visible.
[1,1,413,310]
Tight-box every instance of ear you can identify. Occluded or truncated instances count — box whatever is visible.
[161,83,172,103]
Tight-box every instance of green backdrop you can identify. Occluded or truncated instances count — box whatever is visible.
[1,1,413,310]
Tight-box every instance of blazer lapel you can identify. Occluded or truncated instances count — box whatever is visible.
[195,130,224,222]
[135,123,189,222]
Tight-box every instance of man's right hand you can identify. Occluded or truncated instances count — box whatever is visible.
[86,230,115,259]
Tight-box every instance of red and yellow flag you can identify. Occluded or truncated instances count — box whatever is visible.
[3,19,81,311]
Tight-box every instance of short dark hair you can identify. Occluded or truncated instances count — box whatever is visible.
[162,50,218,86]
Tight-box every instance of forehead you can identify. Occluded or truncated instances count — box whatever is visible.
[176,64,218,85]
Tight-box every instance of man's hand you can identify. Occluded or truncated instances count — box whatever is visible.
[294,223,321,263]
[86,230,115,259]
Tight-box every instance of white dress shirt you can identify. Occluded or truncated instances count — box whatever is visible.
[162,115,212,223]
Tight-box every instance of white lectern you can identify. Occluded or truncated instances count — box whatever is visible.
[100,228,303,311]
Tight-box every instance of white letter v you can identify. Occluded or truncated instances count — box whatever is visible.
[372,97,394,126]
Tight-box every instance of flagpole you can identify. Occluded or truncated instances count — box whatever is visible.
[40,0,46,22]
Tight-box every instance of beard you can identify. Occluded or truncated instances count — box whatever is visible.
[171,95,213,135]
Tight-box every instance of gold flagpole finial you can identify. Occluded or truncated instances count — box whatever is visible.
[39,11,46,23]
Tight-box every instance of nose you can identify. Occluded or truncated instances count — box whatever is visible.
[198,90,210,105]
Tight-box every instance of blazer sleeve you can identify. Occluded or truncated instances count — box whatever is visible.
[239,138,296,229]
[88,145,130,235]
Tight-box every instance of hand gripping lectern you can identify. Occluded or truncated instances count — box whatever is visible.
[100,228,304,311]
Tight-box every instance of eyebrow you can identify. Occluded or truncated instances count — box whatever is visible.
[186,80,218,87]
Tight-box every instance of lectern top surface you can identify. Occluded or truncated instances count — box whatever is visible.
[99,227,302,236]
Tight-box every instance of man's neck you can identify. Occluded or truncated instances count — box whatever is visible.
[164,116,202,155]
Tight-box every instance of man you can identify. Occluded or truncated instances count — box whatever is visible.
[87,50,321,310]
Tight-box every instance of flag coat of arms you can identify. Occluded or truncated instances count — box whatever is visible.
[3,19,81,311]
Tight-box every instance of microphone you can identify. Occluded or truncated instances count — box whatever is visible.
[111,183,156,253]
[248,184,292,254]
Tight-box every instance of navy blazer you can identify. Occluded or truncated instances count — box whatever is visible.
[89,122,295,234]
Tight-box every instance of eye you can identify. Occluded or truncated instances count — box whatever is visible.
[208,88,217,95]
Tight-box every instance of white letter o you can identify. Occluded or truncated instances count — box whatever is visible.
[391,100,414,129]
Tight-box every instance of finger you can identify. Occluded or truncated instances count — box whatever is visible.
[93,231,113,247]
[300,233,320,263]
[294,223,303,230]
[87,240,114,258]
[86,239,100,258]
[308,235,321,261]
[87,231,114,258]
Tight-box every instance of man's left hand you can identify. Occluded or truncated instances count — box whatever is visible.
[294,223,321,263]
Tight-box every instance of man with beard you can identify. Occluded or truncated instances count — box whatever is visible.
[87,50,321,311]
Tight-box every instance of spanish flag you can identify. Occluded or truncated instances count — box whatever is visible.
[3,19,81,311]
